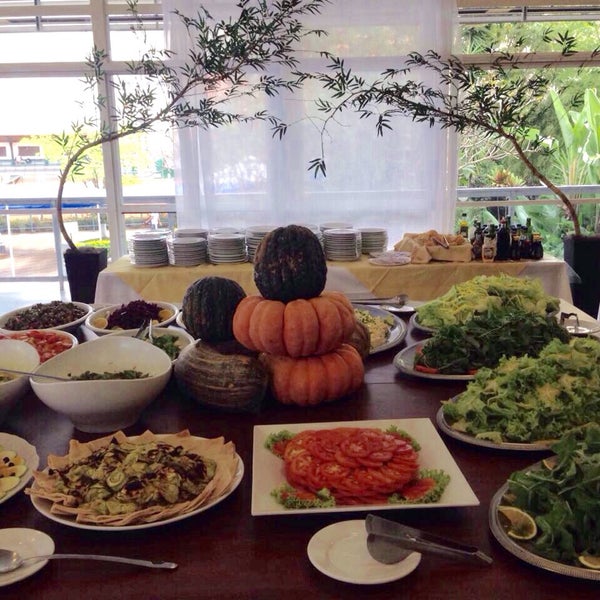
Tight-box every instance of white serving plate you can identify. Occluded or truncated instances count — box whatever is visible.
[307,519,421,584]
[0,528,54,587]
[352,305,408,354]
[0,433,39,505]
[30,448,244,531]
[394,342,475,381]
[251,418,479,516]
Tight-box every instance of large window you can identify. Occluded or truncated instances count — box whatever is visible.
[0,1,599,289]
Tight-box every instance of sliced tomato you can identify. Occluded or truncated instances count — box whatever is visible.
[399,477,436,500]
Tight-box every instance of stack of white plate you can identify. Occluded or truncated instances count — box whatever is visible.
[322,228,362,261]
[167,237,208,266]
[174,228,208,239]
[245,225,276,261]
[128,232,169,267]
[207,233,248,264]
[359,227,388,254]
[319,221,353,232]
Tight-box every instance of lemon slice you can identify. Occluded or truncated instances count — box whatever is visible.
[542,456,558,470]
[93,316,109,329]
[158,308,173,321]
[578,554,600,570]
[497,505,537,540]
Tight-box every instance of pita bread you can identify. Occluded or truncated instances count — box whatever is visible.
[26,430,239,526]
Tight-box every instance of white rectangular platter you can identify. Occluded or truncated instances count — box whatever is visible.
[251,418,479,516]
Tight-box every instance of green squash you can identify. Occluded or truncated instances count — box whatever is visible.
[181,276,246,342]
[253,224,327,302]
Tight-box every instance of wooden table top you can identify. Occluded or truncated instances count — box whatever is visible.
[1,321,597,600]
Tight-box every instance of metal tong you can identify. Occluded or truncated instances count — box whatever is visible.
[350,294,408,307]
[365,514,493,566]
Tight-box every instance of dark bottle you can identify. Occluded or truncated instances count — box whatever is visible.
[510,225,521,261]
[520,222,531,259]
[495,217,511,261]
[531,232,544,260]
[471,221,483,260]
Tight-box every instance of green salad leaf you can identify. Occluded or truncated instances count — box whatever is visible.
[442,337,600,443]
[503,424,600,566]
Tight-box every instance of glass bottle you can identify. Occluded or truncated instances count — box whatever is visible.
[459,212,469,238]
[495,217,511,261]
[531,232,544,260]
[471,221,483,260]
[510,224,521,261]
[482,224,497,262]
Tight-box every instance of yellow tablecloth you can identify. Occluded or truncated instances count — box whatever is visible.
[95,255,573,304]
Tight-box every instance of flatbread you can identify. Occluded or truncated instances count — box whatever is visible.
[25,430,238,526]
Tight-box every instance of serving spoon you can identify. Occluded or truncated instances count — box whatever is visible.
[0,548,178,573]
[0,367,70,381]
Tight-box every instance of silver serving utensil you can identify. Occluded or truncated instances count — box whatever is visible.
[0,367,70,381]
[365,514,492,566]
[351,294,408,307]
[0,548,177,573]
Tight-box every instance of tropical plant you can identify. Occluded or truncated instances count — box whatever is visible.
[297,29,600,236]
[55,0,328,252]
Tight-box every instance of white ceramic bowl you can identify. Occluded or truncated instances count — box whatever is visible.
[30,336,173,433]
[0,339,41,423]
[107,327,195,361]
[85,301,179,336]
[0,301,92,333]
[0,329,78,363]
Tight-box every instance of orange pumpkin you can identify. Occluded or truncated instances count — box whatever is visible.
[260,343,364,405]
[232,291,356,357]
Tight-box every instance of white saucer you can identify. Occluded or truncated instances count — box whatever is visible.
[307,519,421,585]
[0,528,55,586]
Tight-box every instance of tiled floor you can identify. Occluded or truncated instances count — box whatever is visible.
[0,281,68,315]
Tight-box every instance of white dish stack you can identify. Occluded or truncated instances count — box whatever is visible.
[167,237,208,266]
[207,233,248,264]
[322,228,362,261]
[359,227,388,254]
[174,228,208,239]
[128,232,169,267]
[245,225,276,261]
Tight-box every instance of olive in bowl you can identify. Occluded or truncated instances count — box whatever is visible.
[30,336,172,433]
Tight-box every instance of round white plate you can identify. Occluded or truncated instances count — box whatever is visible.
[394,342,475,381]
[30,454,244,531]
[0,301,92,333]
[85,301,178,335]
[0,433,39,505]
[307,520,421,584]
[0,528,55,587]
[353,305,408,354]
[435,405,553,452]
[564,320,600,337]
[408,313,436,334]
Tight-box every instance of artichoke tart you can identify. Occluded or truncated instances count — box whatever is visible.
[26,430,239,526]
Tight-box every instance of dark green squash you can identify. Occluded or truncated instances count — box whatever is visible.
[253,224,327,303]
[181,276,246,342]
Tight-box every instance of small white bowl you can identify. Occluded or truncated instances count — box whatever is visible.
[0,329,78,363]
[0,301,92,333]
[30,336,172,433]
[85,301,179,336]
[0,339,41,424]
[107,327,195,361]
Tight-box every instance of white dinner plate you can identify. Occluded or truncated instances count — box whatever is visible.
[408,313,436,334]
[251,418,479,516]
[393,342,475,381]
[307,520,421,584]
[353,305,408,354]
[0,528,55,587]
[30,453,244,531]
[435,404,553,452]
[0,433,39,505]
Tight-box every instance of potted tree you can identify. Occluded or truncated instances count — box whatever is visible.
[56,0,328,302]
[297,31,600,315]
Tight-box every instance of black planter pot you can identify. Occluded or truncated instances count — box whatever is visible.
[563,234,600,318]
[63,247,108,304]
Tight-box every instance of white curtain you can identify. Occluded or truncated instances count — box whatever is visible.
[164,0,458,245]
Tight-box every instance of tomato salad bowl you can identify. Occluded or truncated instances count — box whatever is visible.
[0,329,78,363]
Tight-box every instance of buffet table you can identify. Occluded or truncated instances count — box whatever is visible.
[2,305,598,600]
[95,254,574,304]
